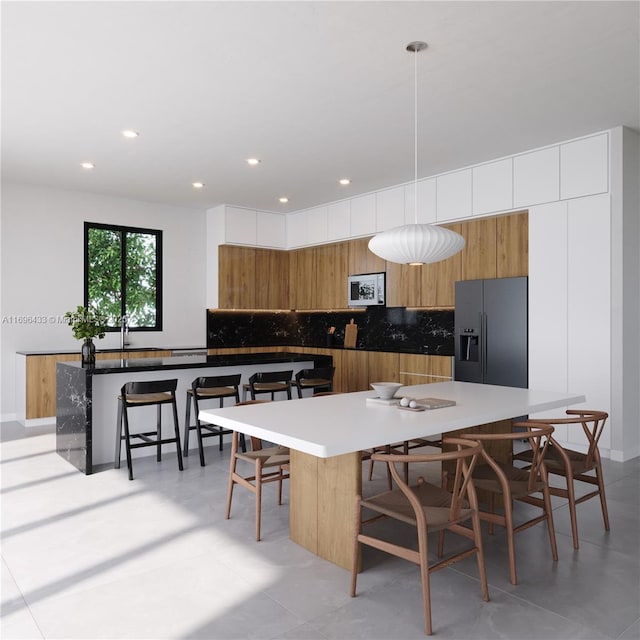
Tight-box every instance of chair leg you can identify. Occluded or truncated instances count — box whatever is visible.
[503,500,518,585]
[171,399,184,472]
[194,395,205,466]
[115,400,123,469]
[183,394,191,457]
[277,466,283,505]
[542,483,558,562]
[225,433,239,520]
[255,459,263,541]
[416,525,433,635]
[122,405,134,481]
[471,510,490,602]
[594,454,611,531]
[564,469,580,550]
[350,496,362,597]
[156,404,162,462]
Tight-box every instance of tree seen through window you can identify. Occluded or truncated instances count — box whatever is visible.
[85,222,162,330]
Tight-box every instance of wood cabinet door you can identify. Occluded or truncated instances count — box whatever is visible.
[218,245,256,309]
[341,349,369,392]
[386,262,422,307]
[420,223,462,307]
[348,237,386,275]
[315,242,348,309]
[460,217,498,281]
[368,351,400,385]
[399,354,453,386]
[497,211,528,277]
[255,248,290,309]
[289,248,316,310]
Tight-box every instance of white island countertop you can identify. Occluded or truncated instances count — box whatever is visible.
[199,381,586,458]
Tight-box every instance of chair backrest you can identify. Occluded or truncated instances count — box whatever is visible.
[462,422,554,492]
[371,437,484,523]
[295,367,335,384]
[121,378,178,396]
[192,373,241,391]
[249,370,293,385]
[531,410,608,470]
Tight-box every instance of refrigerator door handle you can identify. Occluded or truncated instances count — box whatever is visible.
[482,312,488,376]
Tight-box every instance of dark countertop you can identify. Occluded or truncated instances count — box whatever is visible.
[57,351,332,375]
[17,346,204,356]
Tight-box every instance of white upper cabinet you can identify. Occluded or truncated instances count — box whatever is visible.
[256,211,286,248]
[560,133,609,200]
[513,146,560,208]
[327,200,351,241]
[225,206,257,245]
[375,185,405,231]
[404,178,436,224]
[286,210,308,248]
[436,169,472,221]
[307,205,329,245]
[472,158,513,215]
[350,193,376,236]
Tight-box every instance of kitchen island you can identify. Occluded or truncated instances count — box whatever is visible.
[56,352,330,474]
[199,381,586,569]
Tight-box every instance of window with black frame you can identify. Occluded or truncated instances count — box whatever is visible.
[84,222,162,331]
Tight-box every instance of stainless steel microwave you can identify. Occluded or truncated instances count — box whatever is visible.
[348,272,386,307]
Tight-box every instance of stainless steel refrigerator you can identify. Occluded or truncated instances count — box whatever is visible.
[454,276,528,388]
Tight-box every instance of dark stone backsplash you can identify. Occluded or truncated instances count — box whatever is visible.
[207,308,454,355]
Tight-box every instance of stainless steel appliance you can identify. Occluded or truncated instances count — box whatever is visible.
[454,277,528,388]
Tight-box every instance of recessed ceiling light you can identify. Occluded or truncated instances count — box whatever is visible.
[122,130,139,138]
[192,182,205,189]
[246,158,260,166]
[81,162,95,170]
[339,178,351,185]
[279,197,289,203]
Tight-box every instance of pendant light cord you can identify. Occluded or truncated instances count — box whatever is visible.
[413,45,418,225]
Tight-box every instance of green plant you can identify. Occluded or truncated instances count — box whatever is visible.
[64,306,107,341]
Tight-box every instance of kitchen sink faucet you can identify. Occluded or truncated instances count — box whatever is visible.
[120,315,129,350]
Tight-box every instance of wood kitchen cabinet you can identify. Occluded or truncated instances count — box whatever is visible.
[368,351,400,385]
[314,242,348,309]
[219,245,290,309]
[340,349,369,392]
[399,353,453,386]
[348,237,386,276]
[289,247,316,310]
[460,217,498,280]
[497,211,528,277]
[255,247,289,309]
[386,261,422,307]
[419,223,462,307]
[218,245,256,308]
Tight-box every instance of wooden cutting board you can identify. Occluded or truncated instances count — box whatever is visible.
[344,319,358,348]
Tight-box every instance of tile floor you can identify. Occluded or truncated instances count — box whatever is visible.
[1,421,638,639]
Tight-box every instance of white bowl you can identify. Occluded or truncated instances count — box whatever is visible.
[370,382,403,400]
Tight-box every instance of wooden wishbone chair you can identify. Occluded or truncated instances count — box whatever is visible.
[514,410,610,549]
[460,422,557,585]
[351,438,489,636]
[225,400,290,541]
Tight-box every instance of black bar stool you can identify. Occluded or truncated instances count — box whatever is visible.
[115,378,183,480]
[183,374,246,466]
[294,366,335,398]
[242,370,293,401]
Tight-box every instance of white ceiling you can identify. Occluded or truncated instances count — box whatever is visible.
[2,1,639,213]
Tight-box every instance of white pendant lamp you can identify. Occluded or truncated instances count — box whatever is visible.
[368,42,465,266]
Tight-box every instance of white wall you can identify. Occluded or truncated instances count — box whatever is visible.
[0,183,208,420]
